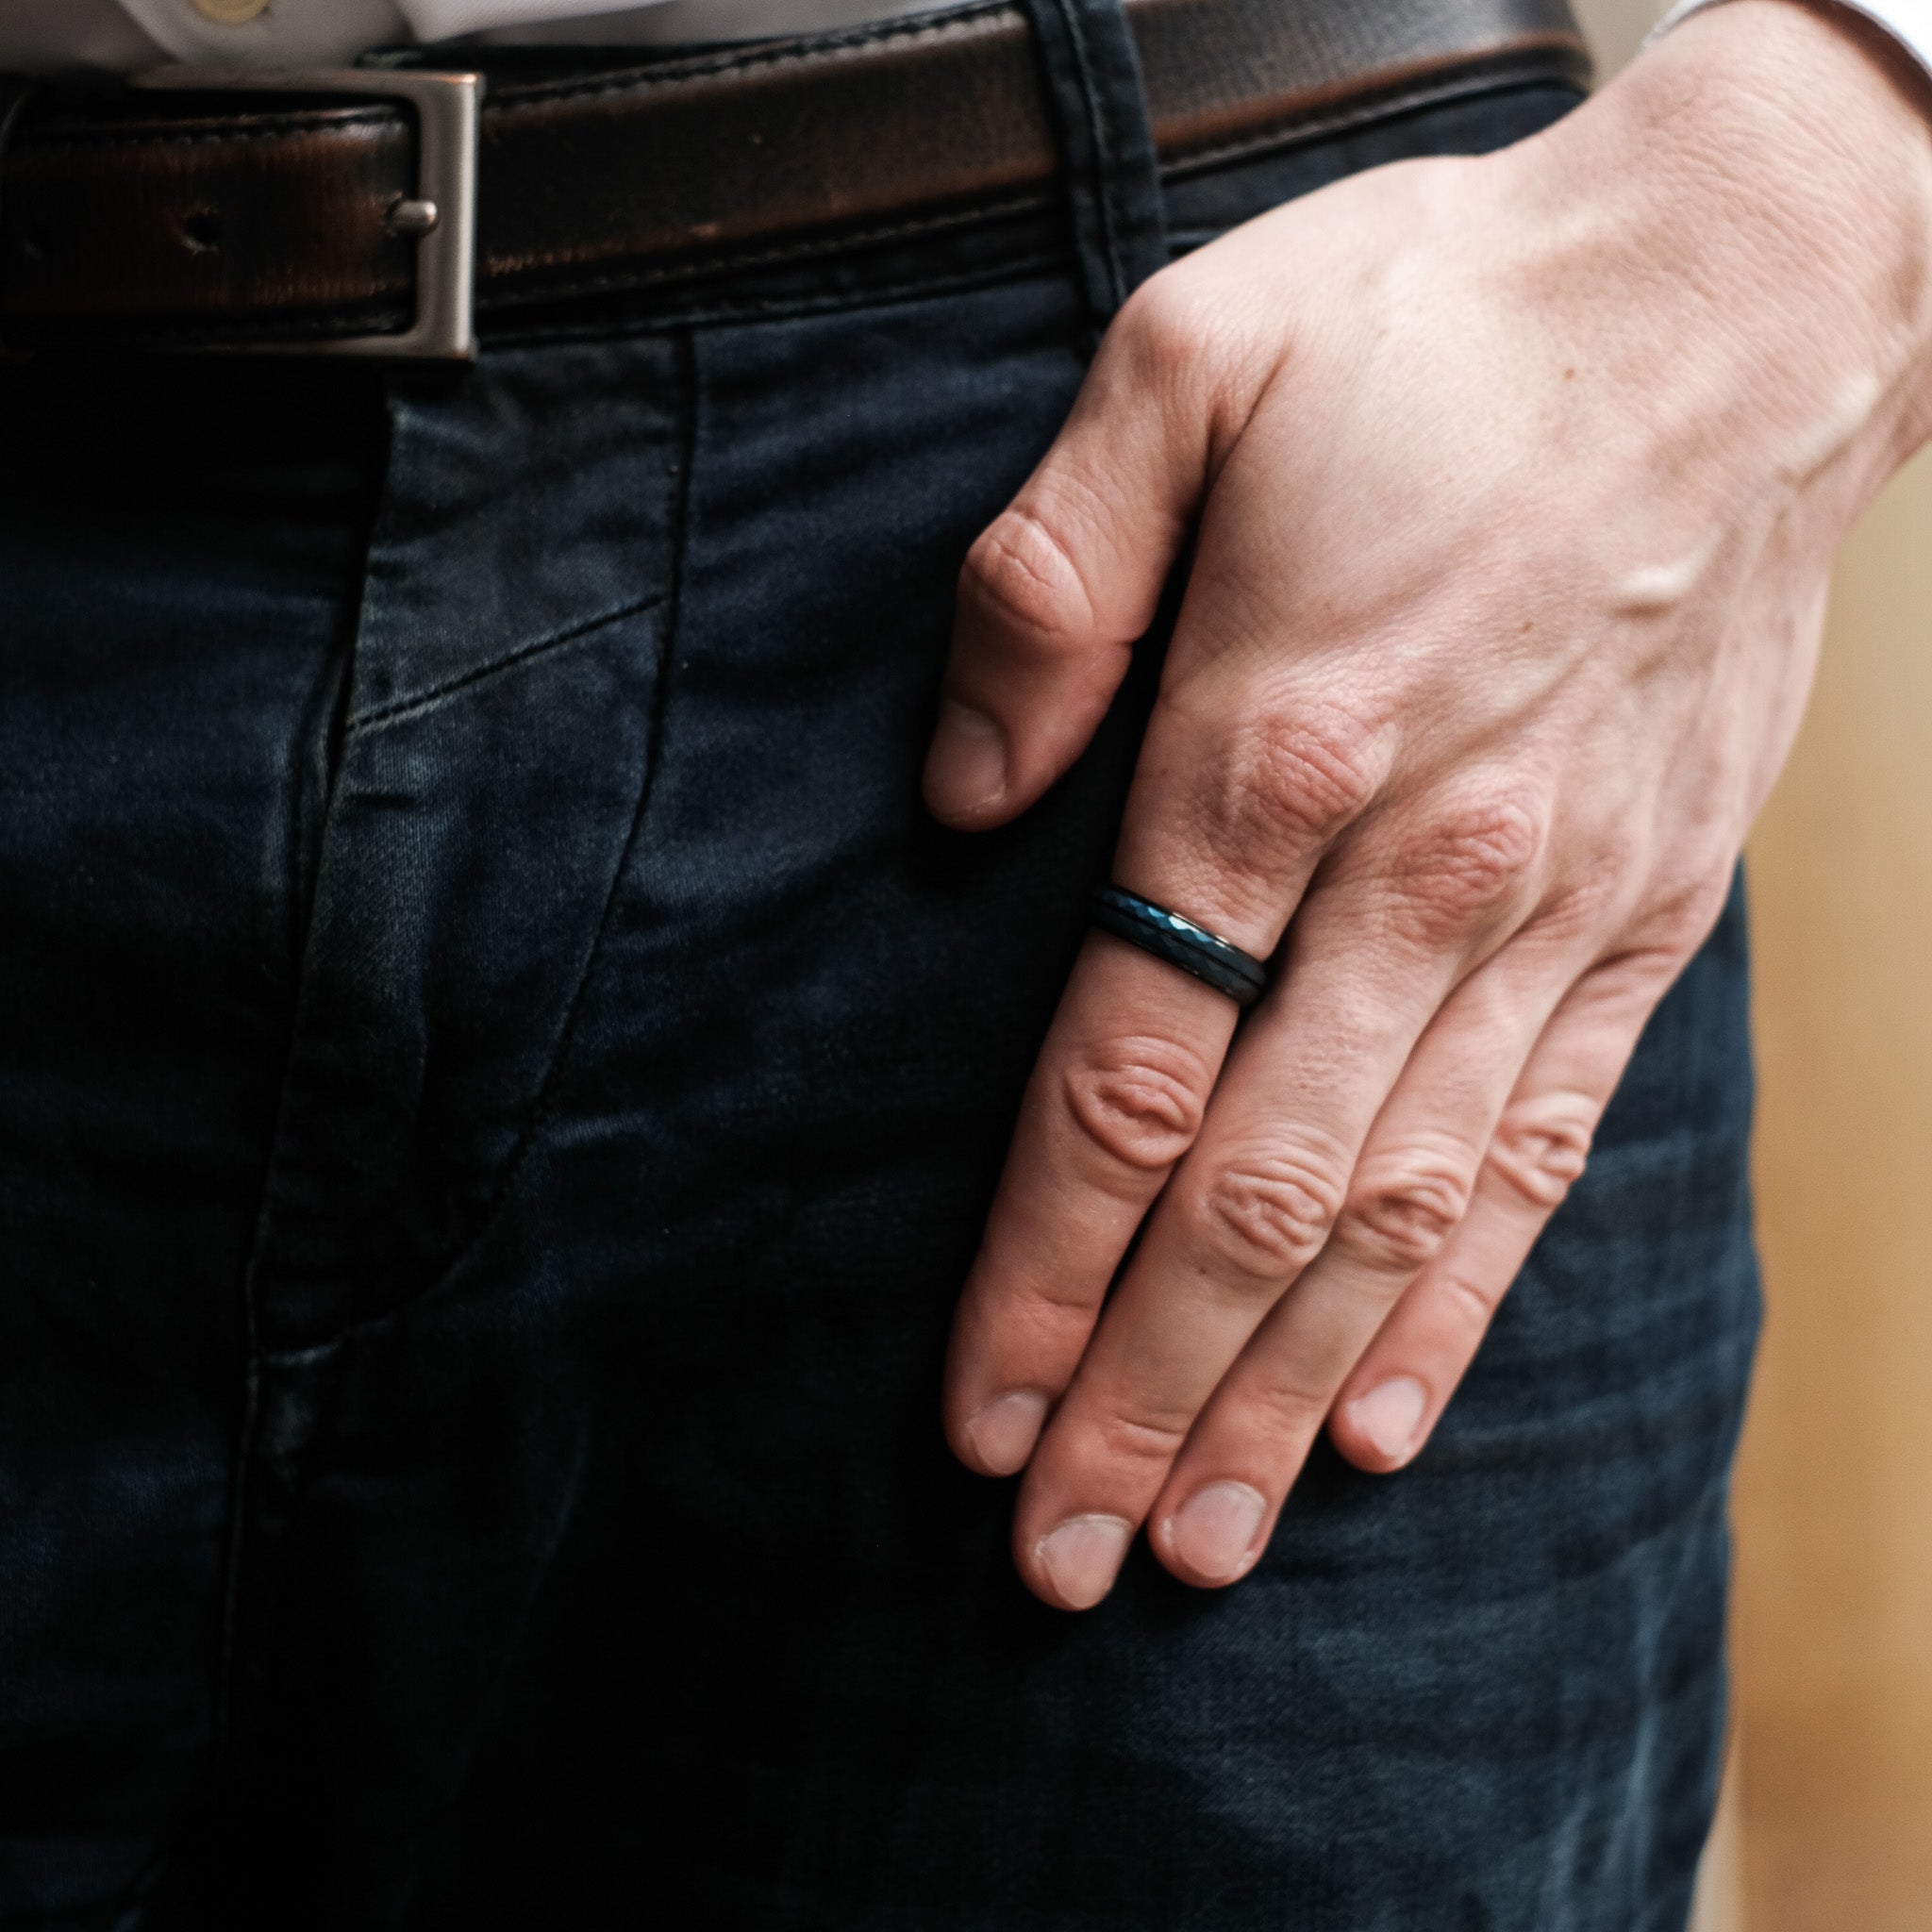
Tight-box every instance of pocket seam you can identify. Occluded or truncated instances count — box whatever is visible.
[344,588,667,735]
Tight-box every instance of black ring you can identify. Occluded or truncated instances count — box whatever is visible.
[1090,887,1269,1008]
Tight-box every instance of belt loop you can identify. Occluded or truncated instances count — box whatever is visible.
[1021,0,1169,341]
[0,77,42,362]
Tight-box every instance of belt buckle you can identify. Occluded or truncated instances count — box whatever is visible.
[131,66,482,360]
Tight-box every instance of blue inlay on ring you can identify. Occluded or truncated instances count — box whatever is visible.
[1090,886,1269,1008]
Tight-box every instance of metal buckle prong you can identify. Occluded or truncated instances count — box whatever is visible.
[130,67,482,360]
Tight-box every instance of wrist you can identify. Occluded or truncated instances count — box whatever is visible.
[1492,0,1932,498]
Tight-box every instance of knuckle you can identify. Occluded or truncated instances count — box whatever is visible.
[958,508,1093,659]
[1189,1138,1349,1285]
[1108,269,1266,457]
[1383,787,1548,947]
[1435,1264,1507,1331]
[1061,1036,1210,1175]
[1003,1265,1108,1330]
[1580,868,1733,1012]
[1119,272,1226,375]
[1188,703,1385,880]
[1633,869,1732,961]
[1534,858,1629,947]
[1486,1091,1597,1211]
[1338,1150,1475,1272]
[1091,1403,1191,1469]
[1242,1364,1333,1439]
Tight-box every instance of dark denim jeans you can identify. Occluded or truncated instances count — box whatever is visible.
[0,62,1757,1932]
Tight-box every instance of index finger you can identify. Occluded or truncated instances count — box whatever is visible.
[941,931,1234,1474]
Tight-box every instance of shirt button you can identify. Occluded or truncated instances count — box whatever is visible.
[191,0,272,21]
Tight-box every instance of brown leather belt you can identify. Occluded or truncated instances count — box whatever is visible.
[0,0,1587,358]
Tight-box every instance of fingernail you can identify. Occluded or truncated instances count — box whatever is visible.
[925,700,1008,816]
[1167,1480,1266,1582]
[1349,1376,1428,1464]
[1035,1514,1132,1609]
[963,1391,1048,1475]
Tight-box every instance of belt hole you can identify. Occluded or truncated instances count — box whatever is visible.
[180,209,223,256]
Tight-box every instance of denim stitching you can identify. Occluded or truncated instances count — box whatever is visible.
[479,192,1048,307]
[479,250,1066,345]
[343,590,666,732]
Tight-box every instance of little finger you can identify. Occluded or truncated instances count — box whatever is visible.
[1326,951,1680,1476]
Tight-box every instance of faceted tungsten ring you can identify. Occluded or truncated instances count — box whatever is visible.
[1090,886,1270,1008]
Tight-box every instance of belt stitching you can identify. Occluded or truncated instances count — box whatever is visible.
[486,0,1022,110]
[14,114,400,158]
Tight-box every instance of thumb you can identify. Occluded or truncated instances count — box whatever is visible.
[923,286,1219,828]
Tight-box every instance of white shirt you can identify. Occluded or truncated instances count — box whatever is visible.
[3,0,1929,89]
[1655,0,1932,82]
[0,0,955,75]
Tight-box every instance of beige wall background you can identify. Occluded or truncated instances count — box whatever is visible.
[1569,3,1932,1927]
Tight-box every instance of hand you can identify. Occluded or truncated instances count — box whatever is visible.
[925,0,1932,1609]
